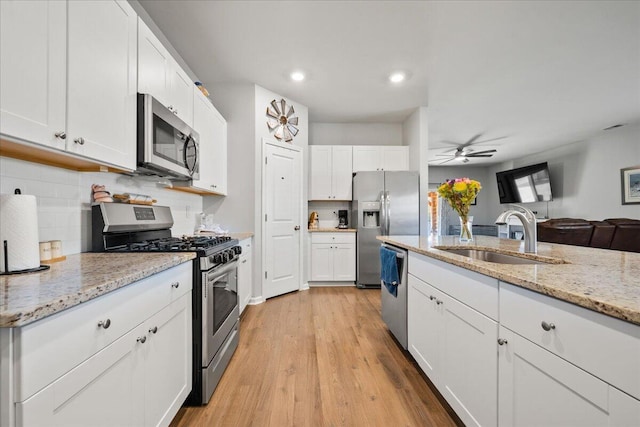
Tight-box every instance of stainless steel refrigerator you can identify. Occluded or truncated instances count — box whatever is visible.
[352,171,419,288]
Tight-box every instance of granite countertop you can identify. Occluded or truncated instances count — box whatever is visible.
[308,228,357,232]
[194,231,254,240]
[378,235,640,325]
[0,252,196,328]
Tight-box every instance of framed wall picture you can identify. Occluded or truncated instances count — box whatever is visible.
[620,166,640,205]
[471,196,477,206]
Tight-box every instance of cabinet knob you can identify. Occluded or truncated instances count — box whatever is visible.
[541,321,556,331]
[168,105,174,111]
[294,226,300,231]
[173,109,178,115]
[497,338,508,345]
[97,319,111,329]
[242,259,247,263]
[435,299,443,305]
[149,326,158,334]
[171,282,180,288]
[137,336,147,344]
[429,295,436,301]
[74,137,85,145]
[54,131,66,140]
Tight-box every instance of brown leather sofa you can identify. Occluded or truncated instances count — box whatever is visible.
[537,218,640,253]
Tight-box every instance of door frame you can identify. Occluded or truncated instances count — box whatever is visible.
[261,137,304,297]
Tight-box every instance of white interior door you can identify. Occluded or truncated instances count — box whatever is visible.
[264,141,302,299]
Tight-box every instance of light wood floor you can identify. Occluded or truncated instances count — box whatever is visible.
[170,287,460,427]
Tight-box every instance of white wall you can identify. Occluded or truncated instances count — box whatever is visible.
[403,107,429,235]
[0,157,202,255]
[309,123,402,146]
[508,122,640,221]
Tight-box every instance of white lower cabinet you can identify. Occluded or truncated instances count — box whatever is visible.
[498,326,640,427]
[310,233,355,282]
[407,270,497,427]
[238,238,253,314]
[10,263,193,427]
[407,251,640,427]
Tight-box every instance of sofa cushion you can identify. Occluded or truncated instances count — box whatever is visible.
[589,221,616,249]
[605,218,640,252]
[537,219,594,246]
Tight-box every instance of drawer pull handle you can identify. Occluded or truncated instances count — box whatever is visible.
[137,336,147,344]
[149,326,158,334]
[541,321,556,331]
[497,338,508,345]
[171,282,180,288]
[97,319,111,329]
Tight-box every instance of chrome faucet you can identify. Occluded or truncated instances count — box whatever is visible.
[495,205,538,253]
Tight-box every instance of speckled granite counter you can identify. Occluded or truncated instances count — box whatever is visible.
[308,228,357,232]
[378,235,640,325]
[0,252,196,328]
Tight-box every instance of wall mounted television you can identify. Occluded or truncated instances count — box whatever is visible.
[496,162,553,204]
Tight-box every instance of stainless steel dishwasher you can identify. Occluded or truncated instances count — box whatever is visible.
[380,243,408,350]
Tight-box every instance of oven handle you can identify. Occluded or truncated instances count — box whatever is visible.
[206,260,239,286]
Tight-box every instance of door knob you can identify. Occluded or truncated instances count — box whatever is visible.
[294,226,300,230]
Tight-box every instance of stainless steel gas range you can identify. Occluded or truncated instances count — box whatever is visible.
[91,202,240,405]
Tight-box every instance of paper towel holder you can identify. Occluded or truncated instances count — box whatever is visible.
[0,188,51,275]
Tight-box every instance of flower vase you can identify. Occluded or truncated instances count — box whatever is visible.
[459,215,473,242]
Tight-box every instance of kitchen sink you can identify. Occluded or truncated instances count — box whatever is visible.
[437,248,560,265]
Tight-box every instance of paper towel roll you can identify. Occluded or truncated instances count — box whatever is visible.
[0,193,41,272]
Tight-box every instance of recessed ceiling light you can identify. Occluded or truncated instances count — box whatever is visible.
[290,71,305,82]
[389,72,406,83]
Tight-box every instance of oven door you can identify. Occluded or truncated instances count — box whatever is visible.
[137,93,199,180]
[202,260,239,365]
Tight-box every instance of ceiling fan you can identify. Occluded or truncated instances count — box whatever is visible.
[434,133,502,164]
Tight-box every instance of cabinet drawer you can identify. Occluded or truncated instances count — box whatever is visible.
[310,232,355,244]
[14,262,192,401]
[408,252,498,320]
[500,282,640,400]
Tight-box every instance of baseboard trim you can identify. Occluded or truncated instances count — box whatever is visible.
[248,296,265,305]
[309,281,356,287]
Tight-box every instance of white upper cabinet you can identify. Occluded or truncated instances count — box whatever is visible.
[352,146,409,172]
[138,18,193,126]
[309,145,353,200]
[0,0,137,171]
[0,0,67,149]
[66,0,137,171]
[191,87,227,195]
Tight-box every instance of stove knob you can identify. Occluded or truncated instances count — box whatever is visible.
[233,246,242,255]
[224,236,231,241]
[226,249,235,260]
[214,254,224,264]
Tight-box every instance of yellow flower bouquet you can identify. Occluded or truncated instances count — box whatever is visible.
[437,178,482,241]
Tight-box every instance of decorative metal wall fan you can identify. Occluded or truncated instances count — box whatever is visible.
[266,99,299,142]
[434,133,502,164]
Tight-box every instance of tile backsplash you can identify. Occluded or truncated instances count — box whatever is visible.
[1,157,203,255]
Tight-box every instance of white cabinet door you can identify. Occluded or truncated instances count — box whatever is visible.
[0,0,66,149]
[209,104,228,195]
[238,238,253,314]
[352,146,381,172]
[143,293,191,427]
[168,58,194,126]
[16,324,144,427]
[331,146,353,200]
[407,274,442,387]
[309,146,333,200]
[138,17,170,106]
[381,146,409,171]
[191,88,227,195]
[66,0,137,171]
[439,291,498,427]
[332,243,355,281]
[498,326,614,427]
[310,243,333,281]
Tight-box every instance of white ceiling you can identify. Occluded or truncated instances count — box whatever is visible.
[138,0,640,166]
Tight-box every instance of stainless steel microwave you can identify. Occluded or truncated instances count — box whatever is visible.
[136,93,199,181]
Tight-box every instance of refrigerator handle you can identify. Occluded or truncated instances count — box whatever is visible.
[379,191,386,235]
[385,191,391,235]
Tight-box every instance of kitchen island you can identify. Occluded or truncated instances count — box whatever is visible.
[377,234,639,325]
[378,234,640,427]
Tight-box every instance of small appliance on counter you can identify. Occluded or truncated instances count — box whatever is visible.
[337,210,348,229]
